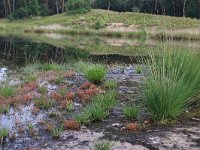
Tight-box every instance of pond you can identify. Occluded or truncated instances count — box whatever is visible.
[0,33,200,150]
[0,32,200,67]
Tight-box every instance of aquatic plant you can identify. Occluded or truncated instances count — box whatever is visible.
[80,63,107,83]
[0,86,16,98]
[123,105,140,120]
[0,128,9,144]
[143,49,200,123]
[94,141,113,150]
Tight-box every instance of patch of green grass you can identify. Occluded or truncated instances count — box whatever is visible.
[0,128,9,144]
[55,75,64,84]
[38,86,47,95]
[94,141,113,150]
[66,101,74,112]
[0,86,16,98]
[27,123,33,131]
[80,63,107,83]
[35,97,54,109]
[74,90,117,124]
[123,105,140,120]
[37,63,64,71]
[103,80,117,90]
[51,125,63,139]
[135,65,143,74]
[143,48,200,123]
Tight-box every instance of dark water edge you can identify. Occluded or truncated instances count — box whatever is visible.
[0,36,143,68]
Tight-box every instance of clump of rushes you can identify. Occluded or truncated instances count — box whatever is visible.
[35,97,54,109]
[103,80,117,90]
[80,63,107,83]
[94,141,113,150]
[143,49,200,123]
[38,86,47,95]
[51,125,63,139]
[123,105,140,120]
[0,128,9,144]
[75,90,117,124]
[0,85,16,98]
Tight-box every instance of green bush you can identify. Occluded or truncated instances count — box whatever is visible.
[66,0,91,14]
[143,49,200,123]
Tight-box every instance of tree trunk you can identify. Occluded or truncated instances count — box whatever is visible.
[108,1,111,11]
[183,0,187,17]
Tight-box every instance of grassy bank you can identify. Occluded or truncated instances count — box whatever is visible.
[0,9,200,40]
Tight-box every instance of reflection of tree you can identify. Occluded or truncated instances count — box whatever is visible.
[0,37,89,66]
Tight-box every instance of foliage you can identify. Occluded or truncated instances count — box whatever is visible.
[51,125,63,139]
[0,128,9,144]
[35,97,54,109]
[103,80,117,90]
[66,0,91,14]
[143,49,200,122]
[0,86,16,98]
[123,105,140,119]
[75,90,117,124]
[80,63,107,83]
[94,141,113,150]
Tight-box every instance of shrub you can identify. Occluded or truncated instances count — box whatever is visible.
[123,105,140,120]
[66,0,91,14]
[143,49,200,122]
[81,63,107,83]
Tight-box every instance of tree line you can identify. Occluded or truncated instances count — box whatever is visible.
[0,0,199,19]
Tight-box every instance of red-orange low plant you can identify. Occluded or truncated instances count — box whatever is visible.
[64,119,80,130]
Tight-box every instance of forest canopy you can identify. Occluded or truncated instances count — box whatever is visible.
[0,0,199,19]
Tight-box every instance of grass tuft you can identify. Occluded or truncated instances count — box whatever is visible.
[0,86,16,98]
[143,49,200,122]
[79,62,107,83]
[123,105,140,120]
[94,141,113,150]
